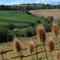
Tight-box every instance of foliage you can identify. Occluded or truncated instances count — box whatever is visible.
[41,17,53,32]
[26,29,33,37]
[7,23,16,30]
[0,11,54,41]
[0,4,60,11]
[55,19,60,26]
[0,27,13,43]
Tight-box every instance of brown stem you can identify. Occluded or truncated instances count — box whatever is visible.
[20,50,22,60]
[2,52,4,60]
[18,50,22,60]
[31,52,34,60]
[43,43,48,60]
[51,51,54,60]
[18,52,21,60]
[36,45,38,60]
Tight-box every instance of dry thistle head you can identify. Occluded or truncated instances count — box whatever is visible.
[48,40,54,51]
[56,51,60,60]
[39,28,46,43]
[51,24,59,37]
[13,40,22,52]
[29,42,34,54]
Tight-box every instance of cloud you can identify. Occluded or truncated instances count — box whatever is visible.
[52,0,60,2]
[35,0,48,3]
[0,0,21,5]
[0,0,60,5]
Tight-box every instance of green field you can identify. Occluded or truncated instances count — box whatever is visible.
[0,11,43,37]
[0,10,56,37]
[0,11,41,23]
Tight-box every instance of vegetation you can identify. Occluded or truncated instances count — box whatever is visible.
[0,10,54,43]
[56,19,60,26]
[0,3,60,60]
[0,4,60,11]
[0,26,13,43]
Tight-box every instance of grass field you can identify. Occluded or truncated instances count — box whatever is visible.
[0,11,41,23]
[0,10,60,60]
[0,10,43,37]
[0,10,60,37]
[0,10,43,29]
[0,33,60,60]
[30,9,60,19]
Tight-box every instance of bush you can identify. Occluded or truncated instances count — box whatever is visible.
[7,23,16,30]
[41,17,53,32]
[26,29,33,37]
[0,27,13,43]
[48,16,54,22]
[56,19,60,26]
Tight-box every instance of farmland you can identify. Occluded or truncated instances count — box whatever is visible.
[0,10,42,37]
[0,33,60,60]
[30,9,60,19]
[0,11,40,24]
[0,9,60,60]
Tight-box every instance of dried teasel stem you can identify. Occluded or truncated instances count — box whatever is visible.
[39,29,46,43]
[49,40,54,52]
[36,24,46,43]
[13,39,22,60]
[51,23,59,37]
[36,45,38,60]
[1,49,4,60]
[43,42,48,60]
[39,28,48,60]
[48,40,54,60]
[29,42,34,60]
[56,51,60,60]
[36,24,48,60]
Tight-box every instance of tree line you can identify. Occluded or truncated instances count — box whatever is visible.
[0,4,60,11]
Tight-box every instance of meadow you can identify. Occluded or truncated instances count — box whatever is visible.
[0,9,60,60]
[0,10,43,37]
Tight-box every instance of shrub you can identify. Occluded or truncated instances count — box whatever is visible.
[48,16,54,22]
[7,23,16,30]
[26,29,33,37]
[0,27,13,43]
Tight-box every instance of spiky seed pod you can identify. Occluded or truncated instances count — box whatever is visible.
[51,24,59,37]
[13,40,22,52]
[29,45,34,53]
[36,24,46,42]
[39,29,46,43]
[39,29,48,60]
[48,40,54,51]
[56,51,60,60]
[29,42,34,53]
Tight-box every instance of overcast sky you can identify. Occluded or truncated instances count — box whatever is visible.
[0,0,60,5]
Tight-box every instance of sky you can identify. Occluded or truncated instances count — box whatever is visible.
[0,0,60,5]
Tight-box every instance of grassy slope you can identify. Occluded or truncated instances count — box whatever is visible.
[0,11,42,36]
[0,11,40,23]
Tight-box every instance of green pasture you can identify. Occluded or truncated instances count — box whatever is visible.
[0,11,43,37]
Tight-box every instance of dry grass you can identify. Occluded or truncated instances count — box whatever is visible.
[13,40,22,52]
[0,33,60,60]
[28,42,34,53]
[30,9,60,19]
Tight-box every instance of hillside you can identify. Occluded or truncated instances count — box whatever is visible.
[30,9,60,19]
[0,11,42,37]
